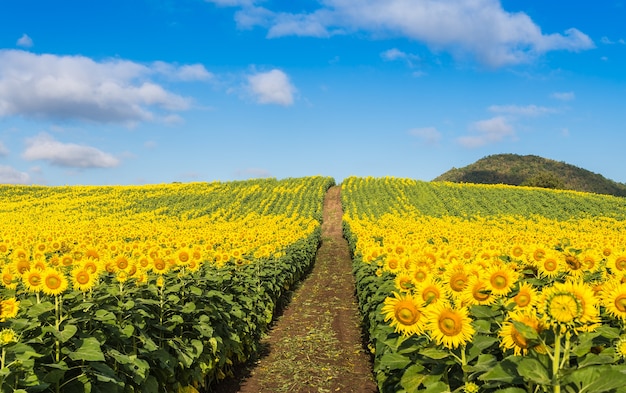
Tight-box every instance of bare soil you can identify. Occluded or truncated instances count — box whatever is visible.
[211,185,378,393]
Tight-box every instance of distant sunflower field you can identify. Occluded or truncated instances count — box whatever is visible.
[342,177,626,393]
[0,176,334,393]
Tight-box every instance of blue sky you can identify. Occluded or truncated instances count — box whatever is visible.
[0,0,625,186]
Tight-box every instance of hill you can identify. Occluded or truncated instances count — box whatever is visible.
[433,153,626,197]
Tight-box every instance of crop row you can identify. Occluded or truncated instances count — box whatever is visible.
[341,177,626,393]
[0,176,334,393]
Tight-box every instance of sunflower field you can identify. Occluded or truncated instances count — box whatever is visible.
[0,176,334,393]
[341,177,626,393]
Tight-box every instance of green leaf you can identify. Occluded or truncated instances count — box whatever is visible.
[400,364,425,392]
[379,352,411,370]
[69,337,105,362]
[493,388,527,393]
[420,347,451,360]
[479,358,522,384]
[422,381,449,393]
[27,301,54,318]
[58,324,78,343]
[517,357,550,385]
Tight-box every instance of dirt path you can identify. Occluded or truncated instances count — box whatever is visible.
[215,185,378,393]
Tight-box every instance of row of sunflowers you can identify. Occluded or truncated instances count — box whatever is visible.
[0,176,334,393]
[341,176,626,393]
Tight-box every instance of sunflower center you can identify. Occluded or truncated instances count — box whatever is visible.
[388,259,399,270]
[515,292,531,307]
[449,272,468,292]
[422,287,439,303]
[548,294,580,323]
[566,255,582,270]
[179,252,190,263]
[472,284,490,301]
[614,295,626,313]
[414,270,427,282]
[439,312,462,336]
[76,271,90,285]
[512,247,524,258]
[28,275,41,286]
[544,259,558,272]
[511,328,529,349]
[45,275,61,290]
[395,303,420,326]
[616,257,626,271]
[490,274,508,290]
[117,258,129,270]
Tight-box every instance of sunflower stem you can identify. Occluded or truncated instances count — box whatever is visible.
[553,329,562,393]
[559,332,571,370]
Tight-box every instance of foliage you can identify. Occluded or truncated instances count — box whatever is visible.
[0,176,334,392]
[433,153,626,197]
[342,176,626,393]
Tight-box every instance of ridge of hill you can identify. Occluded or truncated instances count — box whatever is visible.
[433,153,626,197]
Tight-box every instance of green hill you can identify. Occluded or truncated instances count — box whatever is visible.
[433,153,626,197]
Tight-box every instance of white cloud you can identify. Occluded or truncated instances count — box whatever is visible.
[0,165,30,184]
[457,116,514,148]
[229,0,594,67]
[601,36,614,44]
[0,50,210,123]
[247,69,296,106]
[206,0,255,6]
[551,91,575,101]
[408,127,442,144]
[488,104,556,117]
[381,48,421,68]
[22,133,120,168]
[16,34,33,48]
[0,142,9,157]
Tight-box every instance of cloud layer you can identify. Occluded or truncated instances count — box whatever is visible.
[212,0,594,67]
[22,133,119,168]
[0,50,211,124]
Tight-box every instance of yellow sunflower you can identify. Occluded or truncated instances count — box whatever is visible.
[22,270,43,293]
[0,328,17,345]
[445,269,470,297]
[539,281,597,333]
[509,282,539,310]
[0,267,17,290]
[394,272,414,292]
[175,249,191,266]
[499,310,544,356]
[485,265,518,297]
[426,303,475,349]
[601,281,626,322]
[460,275,496,306]
[0,298,20,321]
[382,291,427,336]
[416,279,448,307]
[151,257,169,275]
[537,251,563,279]
[71,268,97,292]
[40,268,69,296]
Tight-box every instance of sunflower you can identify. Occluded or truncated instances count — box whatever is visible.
[410,267,430,286]
[0,328,17,345]
[416,279,447,307]
[499,310,544,356]
[609,254,626,274]
[601,281,626,322]
[175,249,191,266]
[151,257,169,275]
[562,280,600,330]
[394,272,414,292]
[446,269,470,296]
[71,268,97,292]
[382,292,427,336]
[537,251,563,279]
[510,282,539,310]
[539,281,597,333]
[426,303,475,349]
[13,258,31,275]
[40,268,69,296]
[22,270,43,293]
[615,336,626,360]
[0,298,20,321]
[460,275,496,306]
[0,267,17,290]
[485,265,518,297]
[384,256,402,274]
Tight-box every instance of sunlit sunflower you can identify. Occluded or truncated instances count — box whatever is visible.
[84,247,101,261]
[485,265,518,297]
[13,258,31,275]
[410,267,430,286]
[175,249,191,266]
[22,270,43,293]
[615,336,626,360]
[60,254,74,267]
[460,275,496,306]
[0,267,17,290]
[382,291,427,336]
[426,303,475,349]
[537,251,563,280]
[416,279,448,307]
[0,298,20,321]
[445,269,470,297]
[394,272,414,292]
[71,268,97,292]
[609,254,626,274]
[510,282,539,310]
[601,281,626,322]
[0,328,17,345]
[151,257,169,275]
[499,310,544,356]
[539,281,597,333]
[41,268,69,296]
[384,256,402,274]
